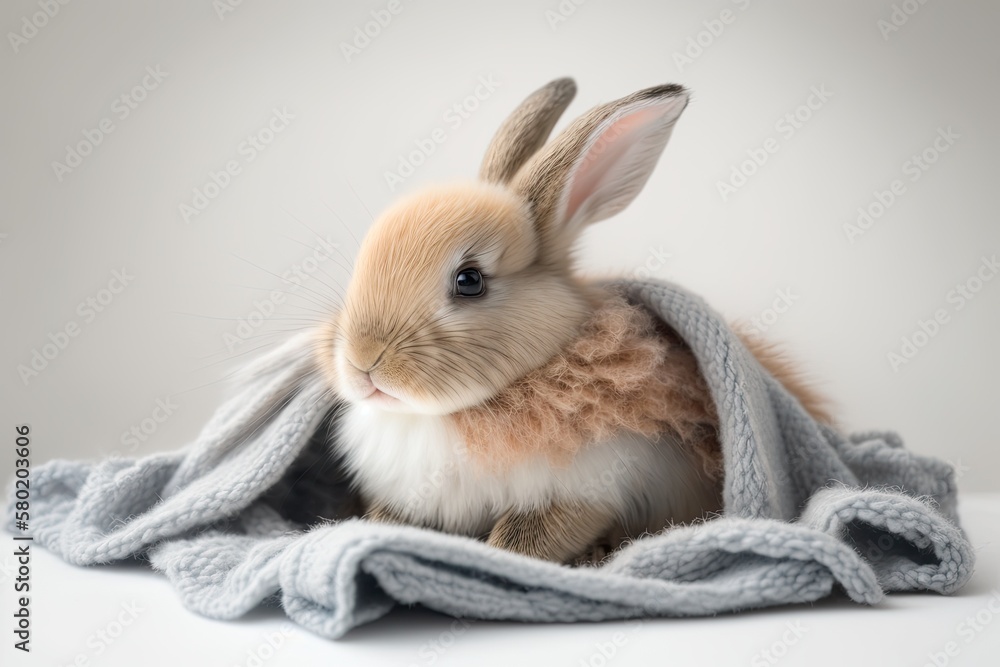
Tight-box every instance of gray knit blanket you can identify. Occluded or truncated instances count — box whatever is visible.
[6,280,974,639]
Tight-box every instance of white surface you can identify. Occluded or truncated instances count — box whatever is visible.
[1,0,998,493]
[2,493,997,667]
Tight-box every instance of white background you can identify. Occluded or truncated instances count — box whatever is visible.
[1,0,998,663]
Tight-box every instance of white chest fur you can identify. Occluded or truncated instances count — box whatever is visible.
[333,402,718,537]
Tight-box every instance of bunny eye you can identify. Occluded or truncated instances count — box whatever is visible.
[454,268,485,297]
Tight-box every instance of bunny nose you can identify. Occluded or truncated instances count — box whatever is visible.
[366,349,387,372]
[348,343,387,374]
[346,345,387,384]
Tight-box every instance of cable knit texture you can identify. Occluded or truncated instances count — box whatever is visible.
[4,280,974,639]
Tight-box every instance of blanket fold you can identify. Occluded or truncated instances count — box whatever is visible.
[6,280,974,639]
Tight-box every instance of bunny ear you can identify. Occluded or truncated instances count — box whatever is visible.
[479,77,577,185]
[511,84,689,254]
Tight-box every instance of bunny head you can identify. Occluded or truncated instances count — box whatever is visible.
[326,78,689,415]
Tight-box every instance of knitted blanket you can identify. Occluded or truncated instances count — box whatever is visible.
[6,280,974,639]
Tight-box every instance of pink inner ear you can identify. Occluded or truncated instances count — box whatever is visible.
[565,106,665,225]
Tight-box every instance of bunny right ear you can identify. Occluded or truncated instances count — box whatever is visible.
[511,84,689,258]
[479,78,577,185]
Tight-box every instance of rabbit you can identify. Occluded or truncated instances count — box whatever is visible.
[316,78,832,564]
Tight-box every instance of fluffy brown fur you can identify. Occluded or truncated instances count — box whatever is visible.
[451,290,722,477]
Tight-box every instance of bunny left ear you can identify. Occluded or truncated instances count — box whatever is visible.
[479,77,577,185]
[511,84,689,254]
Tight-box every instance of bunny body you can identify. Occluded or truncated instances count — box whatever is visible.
[320,79,828,563]
[333,290,722,558]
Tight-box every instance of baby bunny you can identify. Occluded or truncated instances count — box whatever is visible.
[318,78,830,564]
